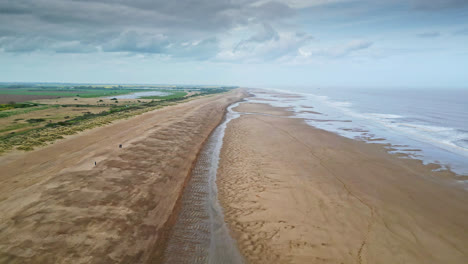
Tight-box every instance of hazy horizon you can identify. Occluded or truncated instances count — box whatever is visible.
[1,82,467,91]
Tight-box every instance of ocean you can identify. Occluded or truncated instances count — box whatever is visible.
[250,87,468,177]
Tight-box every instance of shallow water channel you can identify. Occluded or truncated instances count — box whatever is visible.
[163,102,244,264]
[105,91,170,99]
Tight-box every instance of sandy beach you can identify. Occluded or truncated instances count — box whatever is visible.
[0,89,246,263]
[218,102,468,264]
[1,89,467,264]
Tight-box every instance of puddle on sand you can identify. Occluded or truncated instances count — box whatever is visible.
[163,103,243,264]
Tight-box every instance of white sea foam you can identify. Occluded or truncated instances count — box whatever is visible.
[251,87,468,176]
[329,101,353,108]
[366,113,404,119]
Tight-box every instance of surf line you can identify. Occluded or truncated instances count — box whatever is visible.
[162,102,244,264]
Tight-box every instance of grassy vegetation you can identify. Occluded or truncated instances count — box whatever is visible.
[0,102,39,111]
[0,87,232,154]
[0,88,145,98]
[0,105,59,118]
[0,123,32,134]
[26,118,46,123]
[0,84,238,101]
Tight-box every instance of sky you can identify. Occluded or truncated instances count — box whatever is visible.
[0,0,467,88]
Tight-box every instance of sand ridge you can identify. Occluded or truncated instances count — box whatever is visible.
[218,102,468,264]
[0,89,247,263]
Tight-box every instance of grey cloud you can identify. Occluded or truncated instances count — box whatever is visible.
[345,40,373,53]
[102,31,169,54]
[454,28,468,35]
[0,36,52,52]
[53,42,98,53]
[248,23,280,43]
[101,30,219,60]
[302,39,373,59]
[253,1,295,20]
[0,0,294,59]
[168,38,219,60]
[224,27,314,62]
[234,23,280,52]
[417,31,441,38]
[329,39,373,58]
[410,0,468,10]
[0,36,97,53]
[0,0,292,31]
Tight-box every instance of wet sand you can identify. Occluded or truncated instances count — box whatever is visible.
[0,89,246,263]
[218,102,468,263]
[234,103,292,117]
[162,102,243,264]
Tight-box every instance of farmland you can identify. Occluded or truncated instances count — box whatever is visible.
[0,86,151,102]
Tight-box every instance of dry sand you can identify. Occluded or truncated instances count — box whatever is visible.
[0,89,247,263]
[218,102,468,264]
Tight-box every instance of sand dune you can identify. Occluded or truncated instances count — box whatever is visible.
[218,102,468,264]
[0,89,246,263]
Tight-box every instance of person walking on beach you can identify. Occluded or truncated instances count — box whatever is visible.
[94,161,96,166]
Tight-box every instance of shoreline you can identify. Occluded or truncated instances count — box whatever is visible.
[0,88,247,263]
[248,88,468,178]
[218,101,468,263]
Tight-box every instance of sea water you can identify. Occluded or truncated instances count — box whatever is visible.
[105,91,170,99]
[250,87,468,177]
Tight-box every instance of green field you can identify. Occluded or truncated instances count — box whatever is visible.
[0,105,59,118]
[0,84,236,101]
[0,102,39,111]
[0,88,147,98]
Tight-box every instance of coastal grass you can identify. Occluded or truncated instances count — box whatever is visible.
[0,105,111,134]
[0,88,231,154]
[0,102,39,111]
[1,104,164,152]
[0,105,59,118]
[0,123,33,134]
[0,88,143,98]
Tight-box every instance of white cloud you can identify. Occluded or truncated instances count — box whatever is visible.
[217,26,314,62]
[102,31,169,53]
[252,0,353,9]
[298,39,373,59]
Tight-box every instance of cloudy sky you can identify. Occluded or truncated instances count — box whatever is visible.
[0,0,467,87]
